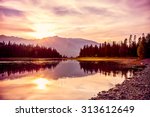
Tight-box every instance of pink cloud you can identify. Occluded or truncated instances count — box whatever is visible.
[0,0,149,41]
[0,6,24,17]
[51,6,81,16]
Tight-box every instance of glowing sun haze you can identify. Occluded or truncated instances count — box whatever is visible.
[0,0,150,42]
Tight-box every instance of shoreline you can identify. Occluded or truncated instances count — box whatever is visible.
[75,57,140,65]
[91,59,150,100]
[0,57,67,61]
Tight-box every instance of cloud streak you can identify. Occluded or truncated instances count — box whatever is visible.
[127,0,150,9]
[51,6,81,16]
[82,6,115,17]
[0,6,24,17]
[0,22,34,32]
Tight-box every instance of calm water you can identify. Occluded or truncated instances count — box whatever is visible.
[0,60,135,100]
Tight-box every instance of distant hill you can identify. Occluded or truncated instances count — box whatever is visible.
[0,35,99,57]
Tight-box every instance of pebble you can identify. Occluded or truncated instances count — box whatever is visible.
[91,59,150,100]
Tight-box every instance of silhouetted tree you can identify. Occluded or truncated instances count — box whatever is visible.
[145,34,150,58]
[137,34,146,59]
[0,42,62,58]
[79,33,150,59]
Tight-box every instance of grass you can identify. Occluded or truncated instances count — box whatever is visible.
[73,57,142,66]
[74,57,136,61]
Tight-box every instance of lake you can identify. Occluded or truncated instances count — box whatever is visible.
[0,59,135,100]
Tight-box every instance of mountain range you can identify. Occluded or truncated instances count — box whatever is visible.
[0,35,99,57]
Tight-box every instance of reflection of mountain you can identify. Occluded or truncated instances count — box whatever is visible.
[0,35,99,57]
[0,61,60,80]
[0,60,136,81]
[51,60,89,78]
[79,61,135,78]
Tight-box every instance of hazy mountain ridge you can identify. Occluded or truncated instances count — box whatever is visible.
[0,35,99,57]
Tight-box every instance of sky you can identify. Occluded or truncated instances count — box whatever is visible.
[0,0,150,42]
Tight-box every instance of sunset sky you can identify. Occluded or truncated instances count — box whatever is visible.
[0,0,150,42]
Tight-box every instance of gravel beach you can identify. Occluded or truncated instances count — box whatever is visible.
[91,59,150,100]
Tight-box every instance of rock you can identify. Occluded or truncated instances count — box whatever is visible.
[91,59,150,100]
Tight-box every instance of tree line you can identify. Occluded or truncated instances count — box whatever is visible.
[0,42,62,58]
[79,33,150,59]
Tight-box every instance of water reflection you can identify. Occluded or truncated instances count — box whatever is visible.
[0,60,136,100]
[0,60,135,80]
[0,61,60,80]
[79,61,135,78]
[33,78,50,90]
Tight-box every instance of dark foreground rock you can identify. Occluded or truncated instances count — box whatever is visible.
[91,59,150,100]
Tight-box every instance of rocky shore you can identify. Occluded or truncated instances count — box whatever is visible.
[91,59,150,100]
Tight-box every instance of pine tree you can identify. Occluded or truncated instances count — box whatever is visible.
[137,35,146,59]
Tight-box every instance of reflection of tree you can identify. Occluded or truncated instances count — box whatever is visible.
[79,61,135,78]
[0,61,60,79]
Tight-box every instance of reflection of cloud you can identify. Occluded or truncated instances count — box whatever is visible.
[0,72,125,99]
[109,83,114,87]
